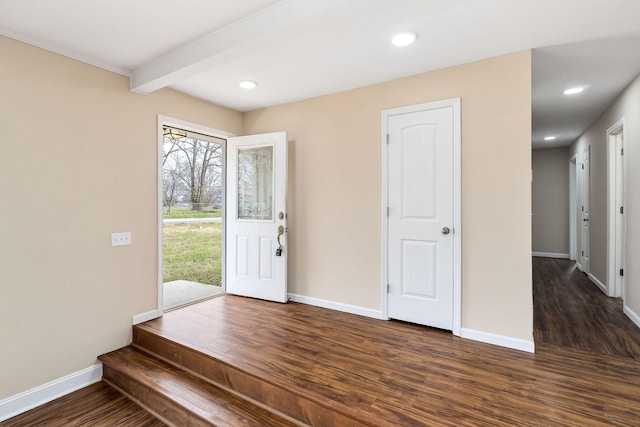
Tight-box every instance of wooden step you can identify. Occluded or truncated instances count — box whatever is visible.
[99,346,298,427]
[132,325,372,427]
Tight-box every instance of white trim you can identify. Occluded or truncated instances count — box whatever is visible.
[532,252,569,259]
[381,98,462,336]
[569,156,577,260]
[460,328,535,353]
[623,305,640,329]
[0,363,103,422]
[156,115,234,315]
[588,273,607,294]
[133,309,160,325]
[606,118,625,298]
[0,27,131,77]
[288,293,385,320]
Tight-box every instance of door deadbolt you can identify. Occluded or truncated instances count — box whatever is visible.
[442,227,451,235]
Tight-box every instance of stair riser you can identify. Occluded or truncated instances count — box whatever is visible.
[103,364,212,427]
[133,327,367,427]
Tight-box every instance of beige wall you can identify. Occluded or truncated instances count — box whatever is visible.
[0,36,242,400]
[1,35,534,401]
[532,147,570,255]
[570,74,640,317]
[244,51,533,341]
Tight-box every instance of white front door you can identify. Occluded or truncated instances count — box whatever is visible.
[581,146,590,273]
[226,132,288,303]
[385,100,459,331]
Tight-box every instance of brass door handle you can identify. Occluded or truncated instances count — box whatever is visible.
[277,225,284,246]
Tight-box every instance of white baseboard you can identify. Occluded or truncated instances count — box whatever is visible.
[460,328,535,353]
[133,309,160,325]
[623,305,640,329]
[587,273,607,294]
[0,363,103,422]
[288,293,385,320]
[532,252,569,259]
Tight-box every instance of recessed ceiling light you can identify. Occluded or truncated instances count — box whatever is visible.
[544,136,556,141]
[391,32,417,47]
[563,87,584,95]
[239,80,257,90]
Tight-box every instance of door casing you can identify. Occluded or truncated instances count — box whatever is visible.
[606,118,626,298]
[381,98,462,336]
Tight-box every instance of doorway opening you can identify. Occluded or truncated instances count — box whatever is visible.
[158,117,234,311]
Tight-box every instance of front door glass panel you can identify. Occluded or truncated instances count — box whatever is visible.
[237,146,273,220]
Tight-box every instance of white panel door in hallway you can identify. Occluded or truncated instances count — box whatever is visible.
[581,146,590,273]
[385,100,460,331]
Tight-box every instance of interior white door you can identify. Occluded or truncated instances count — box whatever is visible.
[581,146,590,273]
[387,106,455,330]
[226,132,287,302]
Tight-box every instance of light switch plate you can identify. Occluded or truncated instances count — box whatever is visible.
[111,232,132,246]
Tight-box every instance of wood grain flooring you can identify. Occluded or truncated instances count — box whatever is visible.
[134,294,640,426]
[100,346,298,427]
[533,256,640,358]
[0,382,165,427]
[6,257,640,426]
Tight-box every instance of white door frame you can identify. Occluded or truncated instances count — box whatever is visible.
[381,98,462,336]
[156,115,235,316]
[569,155,577,261]
[606,118,626,298]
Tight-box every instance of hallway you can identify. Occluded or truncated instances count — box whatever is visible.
[533,257,640,359]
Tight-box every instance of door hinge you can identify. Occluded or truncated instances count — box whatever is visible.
[387,206,390,217]
[582,163,585,169]
[621,148,624,156]
[387,284,390,293]
[386,134,390,144]
[620,269,624,277]
[620,206,624,214]
[582,250,584,256]
[582,206,584,212]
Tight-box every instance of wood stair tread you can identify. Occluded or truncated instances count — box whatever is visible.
[99,346,297,427]
[132,327,372,427]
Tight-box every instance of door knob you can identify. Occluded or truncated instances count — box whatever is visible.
[442,227,451,235]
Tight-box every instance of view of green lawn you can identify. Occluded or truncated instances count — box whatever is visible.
[163,206,222,219]
[163,222,222,286]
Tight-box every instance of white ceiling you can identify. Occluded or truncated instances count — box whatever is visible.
[2,0,640,146]
[532,35,640,148]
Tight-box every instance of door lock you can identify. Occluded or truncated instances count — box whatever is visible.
[442,227,451,235]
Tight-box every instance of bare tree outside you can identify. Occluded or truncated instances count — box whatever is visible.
[162,130,223,214]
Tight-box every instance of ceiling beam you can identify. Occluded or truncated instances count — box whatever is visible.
[130,0,349,94]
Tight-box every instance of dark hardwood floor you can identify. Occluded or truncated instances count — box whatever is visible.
[533,256,640,359]
[0,382,165,427]
[6,258,640,426]
[132,295,640,426]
